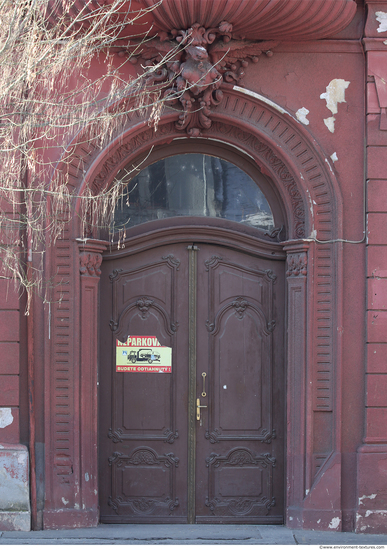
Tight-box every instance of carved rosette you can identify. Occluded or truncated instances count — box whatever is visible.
[136,296,154,319]
[286,252,308,277]
[79,251,102,277]
[232,297,248,319]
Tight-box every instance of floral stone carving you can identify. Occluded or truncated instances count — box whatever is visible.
[124,22,277,136]
[79,251,102,277]
[286,252,308,277]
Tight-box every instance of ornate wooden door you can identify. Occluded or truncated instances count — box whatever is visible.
[99,234,285,524]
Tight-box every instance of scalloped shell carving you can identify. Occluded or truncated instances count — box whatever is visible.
[141,0,357,41]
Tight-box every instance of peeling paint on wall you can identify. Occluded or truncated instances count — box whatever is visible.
[296,107,310,125]
[358,493,377,504]
[376,12,387,33]
[324,117,336,133]
[233,85,287,114]
[0,408,13,429]
[324,158,336,176]
[321,79,350,114]
[305,188,314,221]
[330,152,338,163]
[320,79,350,132]
[329,517,341,529]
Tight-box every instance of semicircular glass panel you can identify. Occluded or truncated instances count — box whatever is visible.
[113,154,275,231]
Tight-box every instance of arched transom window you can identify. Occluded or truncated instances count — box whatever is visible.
[113,153,275,232]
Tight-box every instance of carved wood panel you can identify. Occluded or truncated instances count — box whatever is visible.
[98,234,285,524]
[205,448,276,517]
[108,447,179,516]
[99,242,189,522]
[204,255,276,443]
[195,244,285,523]
[108,252,183,442]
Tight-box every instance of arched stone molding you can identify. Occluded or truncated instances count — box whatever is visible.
[43,86,344,531]
[58,86,343,243]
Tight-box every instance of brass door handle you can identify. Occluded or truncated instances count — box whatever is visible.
[201,372,207,397]
[196,398,207,421]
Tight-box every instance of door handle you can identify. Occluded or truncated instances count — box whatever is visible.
[196,398,207,421]
[201,372,207,397]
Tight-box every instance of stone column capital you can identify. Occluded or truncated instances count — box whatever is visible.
[77,239,108,278]
[283,240,310,277]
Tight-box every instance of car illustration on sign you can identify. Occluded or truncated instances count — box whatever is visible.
[128,348,161,364]
[116,336,172,373]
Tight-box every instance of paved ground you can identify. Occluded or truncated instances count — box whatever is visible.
[1,524,387,545]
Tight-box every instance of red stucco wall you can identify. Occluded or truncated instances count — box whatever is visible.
[2,0,387,534]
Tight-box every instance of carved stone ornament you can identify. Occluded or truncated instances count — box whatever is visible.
[124,23,278,136]
[79,251,102,277]
[141,0,357,42]
[286,252,308,277]
[51,1,357,43]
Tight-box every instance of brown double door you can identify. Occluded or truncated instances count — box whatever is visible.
[99,236,285,524]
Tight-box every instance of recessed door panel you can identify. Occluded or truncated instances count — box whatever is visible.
[122,268,169,306]
[195,244,284,523]
[122,373,171,433]
[217,312,264,432]
[218,269,263,306]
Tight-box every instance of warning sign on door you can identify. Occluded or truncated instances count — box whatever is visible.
[116,336,172,373]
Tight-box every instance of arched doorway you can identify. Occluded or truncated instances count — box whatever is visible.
[43,87,343,531]
[98,149,287,523]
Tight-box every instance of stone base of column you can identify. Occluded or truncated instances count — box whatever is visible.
[356,444,387,533]
[287,452,342,531]
[43,509,99,530]
[0,444,30,531]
